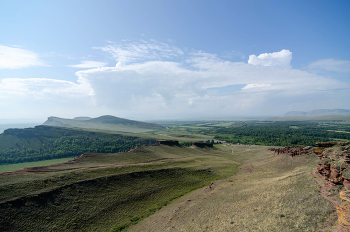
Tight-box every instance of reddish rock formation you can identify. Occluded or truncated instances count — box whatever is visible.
[316,142,350,148]
[337,205,350,231]
[323,163,331,180]
[268,146,314,157]
[330,166,344,184]
[316,142,339,147]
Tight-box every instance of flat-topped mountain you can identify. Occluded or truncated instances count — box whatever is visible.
[43,115,166,133]
[284,109,350,117]
[73,116,92,121]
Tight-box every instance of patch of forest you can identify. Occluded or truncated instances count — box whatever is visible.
[0,126,157,164]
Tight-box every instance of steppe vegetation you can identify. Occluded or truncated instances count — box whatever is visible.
[0,144,240,231]
[1,117,350,231]
[130,145,333,232]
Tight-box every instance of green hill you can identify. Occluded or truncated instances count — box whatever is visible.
[0,126,156,164]
[43,115,166,133]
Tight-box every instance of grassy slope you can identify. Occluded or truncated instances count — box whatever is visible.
[43,115,166,133]
[0,145,240,232]
[130,145,334,232]
[0,144,335,232]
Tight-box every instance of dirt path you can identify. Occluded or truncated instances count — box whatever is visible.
[311,170,344,232]
[312,170,340,208]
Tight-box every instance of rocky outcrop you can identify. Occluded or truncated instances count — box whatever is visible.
[268,146,315,157]
[337,205,350,231]
[316,142,350,148]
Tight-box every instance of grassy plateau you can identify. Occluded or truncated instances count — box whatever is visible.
[0,143,334,232]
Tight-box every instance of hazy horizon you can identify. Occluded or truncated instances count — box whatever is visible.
[1,1,349,120]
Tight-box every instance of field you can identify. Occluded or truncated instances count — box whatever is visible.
[0,157,75,172]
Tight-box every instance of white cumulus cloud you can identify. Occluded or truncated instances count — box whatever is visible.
[69,42,349,118]
[0,45,46,69]
[248,49,292,68]
[1,40,349,119]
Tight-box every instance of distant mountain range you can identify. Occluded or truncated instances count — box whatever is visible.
[283,109,350,117]
[43,115,166,133]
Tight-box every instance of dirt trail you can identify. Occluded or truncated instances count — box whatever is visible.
[312,170,344,232]
[312,170,340,208]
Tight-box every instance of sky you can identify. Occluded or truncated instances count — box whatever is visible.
[1,0,350,122]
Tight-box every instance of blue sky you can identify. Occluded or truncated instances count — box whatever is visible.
[1,0,350,122]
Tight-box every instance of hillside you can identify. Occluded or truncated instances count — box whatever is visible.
[0,144,240,231]
[43,115,166,133]
[0,126,156,164]
[0,143,334,231]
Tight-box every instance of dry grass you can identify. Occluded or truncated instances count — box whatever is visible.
[129,145,333,232]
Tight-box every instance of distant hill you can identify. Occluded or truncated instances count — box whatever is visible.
[284,109,350,117]
[43,115,166,133]
[73,116,92,121]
